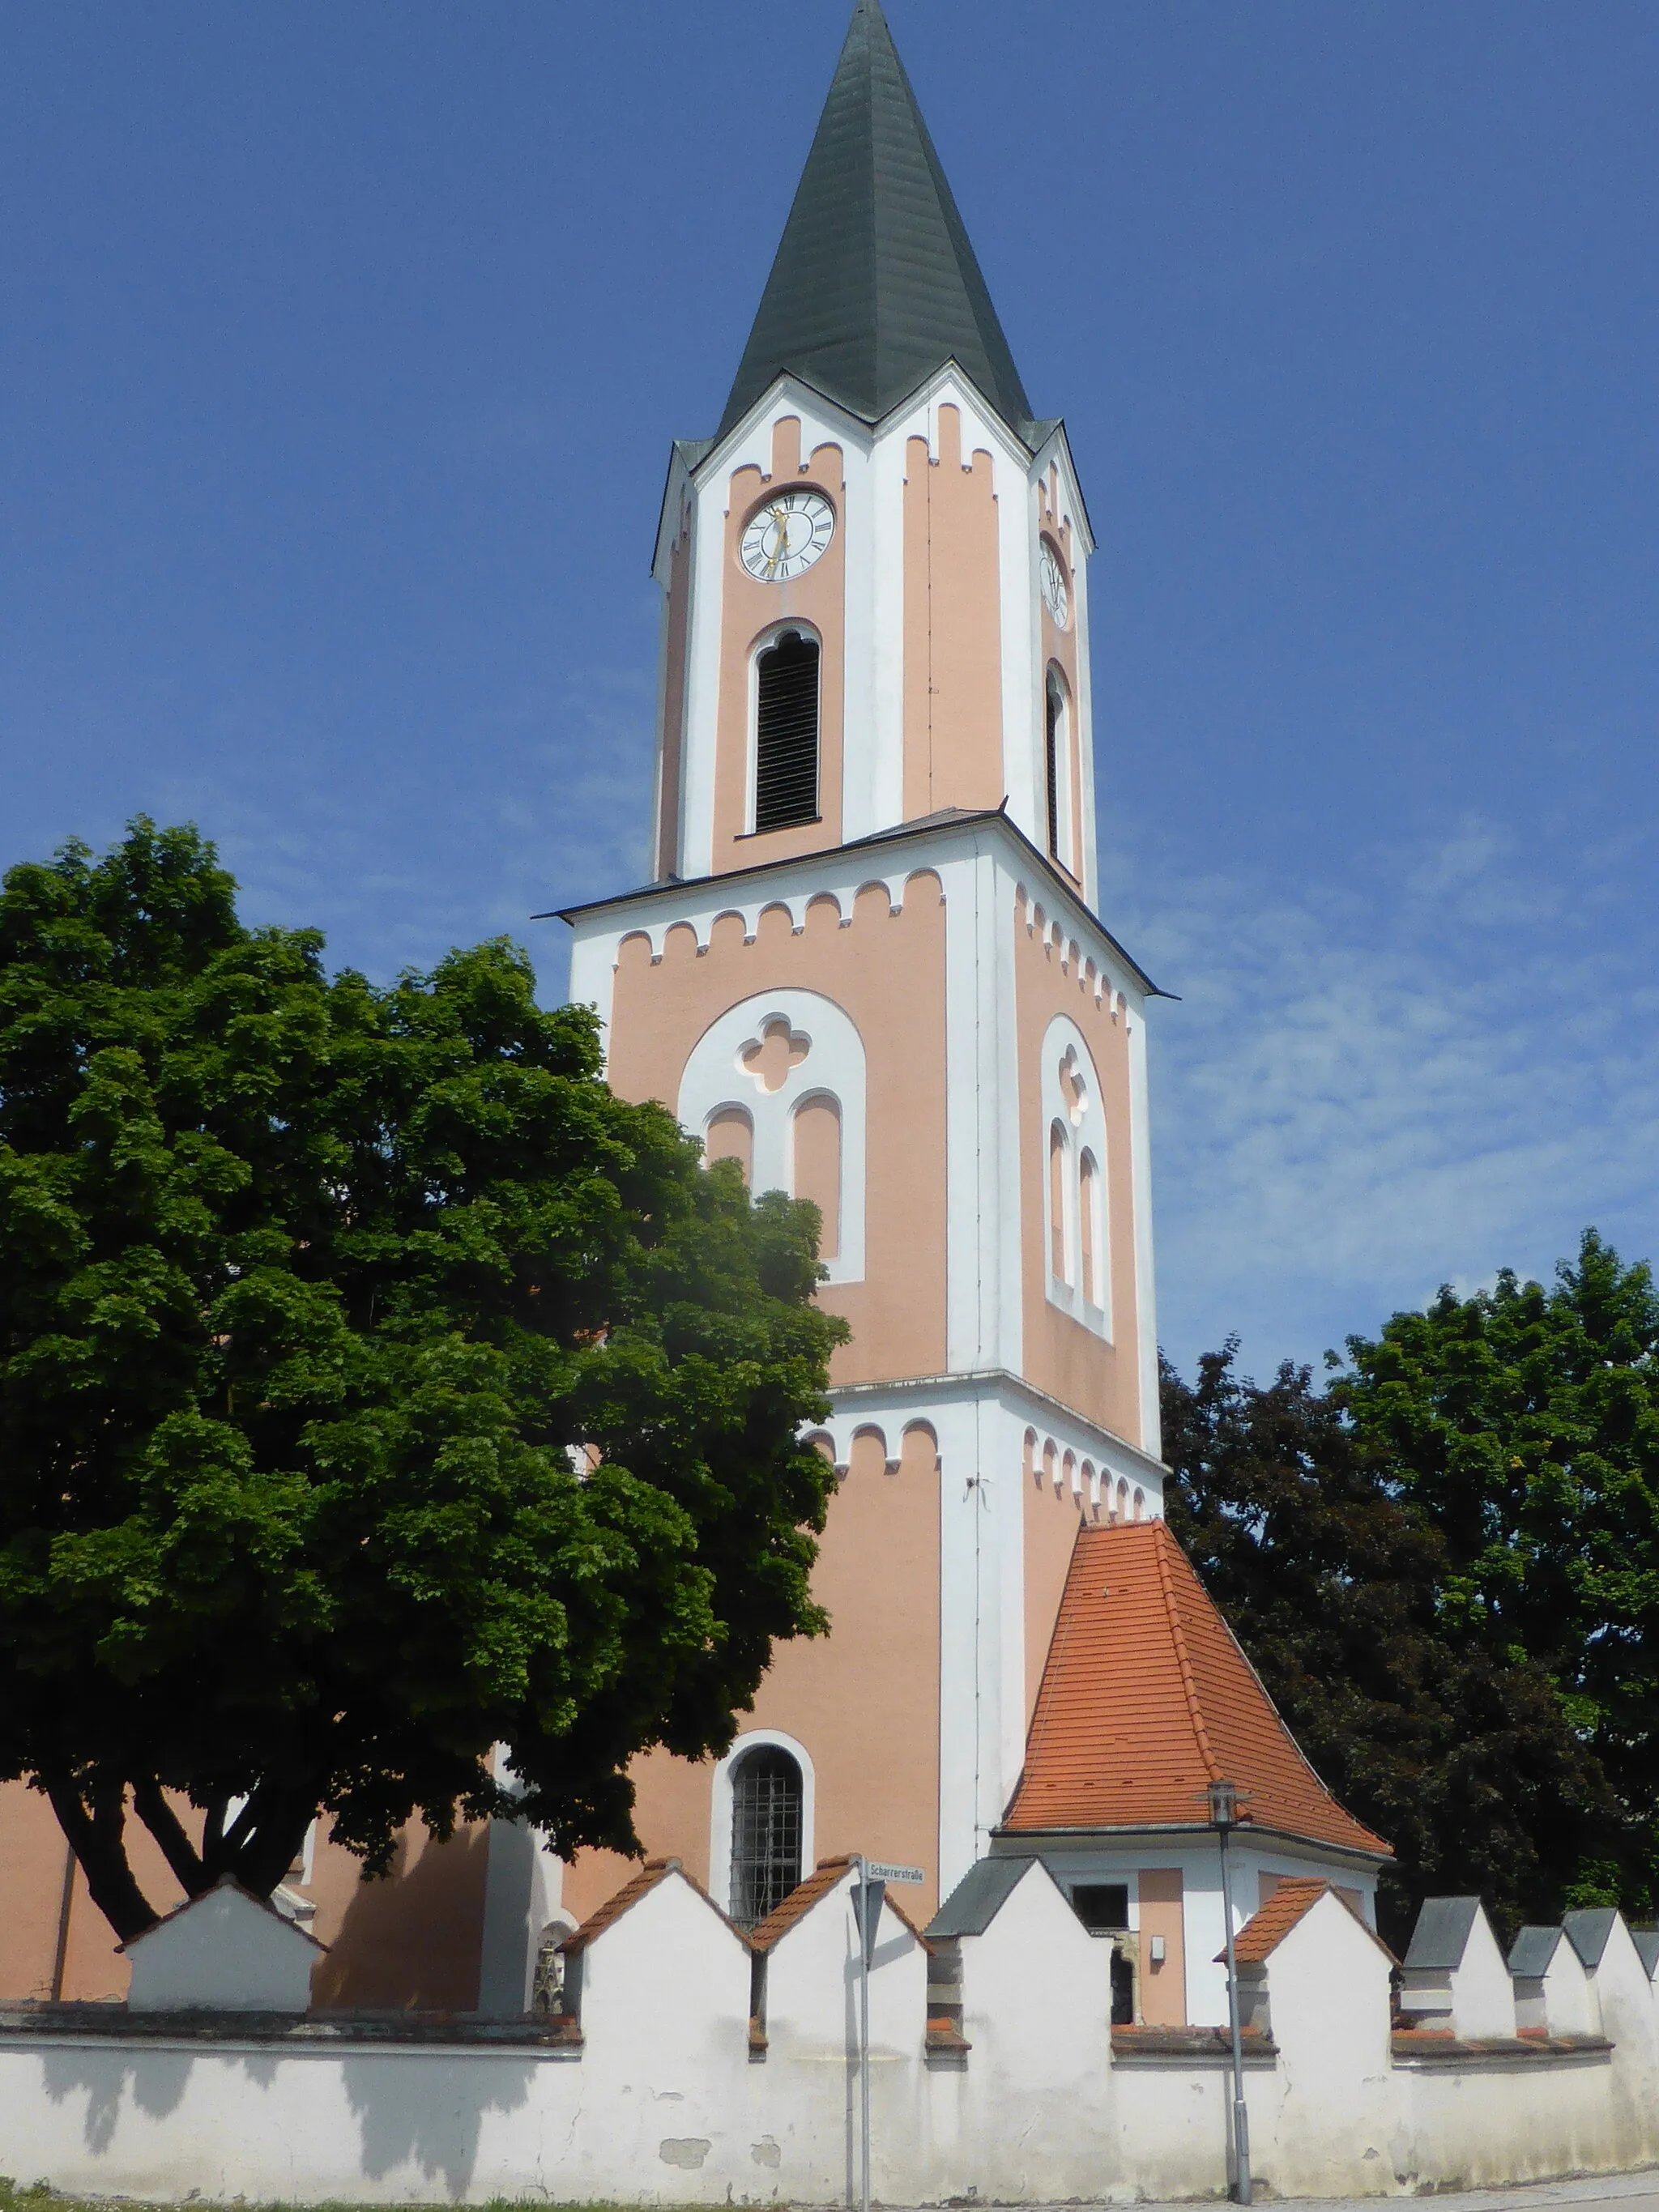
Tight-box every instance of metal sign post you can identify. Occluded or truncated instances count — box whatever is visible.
[1208,1781,1252,2206]
[851,1860,924,2212]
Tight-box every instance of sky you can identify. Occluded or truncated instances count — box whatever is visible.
[4,1,1657,1381]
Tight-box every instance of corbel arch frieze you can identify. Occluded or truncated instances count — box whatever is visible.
[612,866,943,963]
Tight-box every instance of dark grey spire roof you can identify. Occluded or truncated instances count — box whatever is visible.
[719,0,1033,441]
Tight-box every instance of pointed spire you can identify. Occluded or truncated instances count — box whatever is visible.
[719,0,1033,440]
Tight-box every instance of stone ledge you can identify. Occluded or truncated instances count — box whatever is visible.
[0,2004,583,2051]
[1111,2024,1277,2066]
[1390,2027,1614,2069]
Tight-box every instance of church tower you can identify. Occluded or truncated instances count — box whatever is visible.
[559,0,1165,1930]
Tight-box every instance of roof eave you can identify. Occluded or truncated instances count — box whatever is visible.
[992,1818,1393,1868]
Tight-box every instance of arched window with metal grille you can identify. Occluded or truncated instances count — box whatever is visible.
[753,629,821,831]
[727,1744,804,1929]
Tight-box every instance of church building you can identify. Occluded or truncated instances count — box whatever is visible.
[0,0,1388,2027]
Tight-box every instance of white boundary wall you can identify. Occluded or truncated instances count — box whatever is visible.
[2,1865,1657,2206]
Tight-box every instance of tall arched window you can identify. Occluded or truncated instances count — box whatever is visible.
[1048,1121,1070,1283]
[791,1092,842,1261]
[1045,667,1073,873]
[728,1745,804,1929]
[1079,1149,1102,1307]
[704,1104,753,1186]
[754,629,821,831]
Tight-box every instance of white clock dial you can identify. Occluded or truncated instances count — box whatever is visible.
[1040,537,1070,629]
[740,489,835,582]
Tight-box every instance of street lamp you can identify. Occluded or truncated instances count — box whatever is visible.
[1208,1779,1252,2206]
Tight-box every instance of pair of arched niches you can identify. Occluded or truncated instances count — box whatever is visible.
[679,990,865,1285]
[1043,1012,1113,1338]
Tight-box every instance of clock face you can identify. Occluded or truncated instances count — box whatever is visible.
[1040,537,1070,629]
[740,489,836,582]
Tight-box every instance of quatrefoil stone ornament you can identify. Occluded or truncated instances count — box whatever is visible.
[741,1016,811,1093]
[1061,1045,1089,1124]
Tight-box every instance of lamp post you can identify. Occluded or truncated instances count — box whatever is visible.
[1209,1779,1252,2206]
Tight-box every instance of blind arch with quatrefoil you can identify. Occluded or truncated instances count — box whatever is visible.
[677,987,867,1285]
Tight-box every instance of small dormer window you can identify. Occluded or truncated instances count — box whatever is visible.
[754,629,821,831]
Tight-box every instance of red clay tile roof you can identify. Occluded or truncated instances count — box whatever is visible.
[749,1856,855,1952]
[1224,1877,1397,1966]
[561,1856,738,1954]
[748,1856,931,1954]
[1003,1520,1391,1860]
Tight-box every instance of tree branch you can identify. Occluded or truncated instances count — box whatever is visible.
[131,1779,208,1899]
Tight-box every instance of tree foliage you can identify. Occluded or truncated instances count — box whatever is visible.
[1337,1230,1659,1911]
[0,822,846,1941]
[1162,1341,1618,1944]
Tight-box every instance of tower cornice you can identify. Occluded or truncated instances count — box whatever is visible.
[548,806,1165,1003]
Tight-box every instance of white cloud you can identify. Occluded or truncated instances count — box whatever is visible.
[1106,814,1659,1376]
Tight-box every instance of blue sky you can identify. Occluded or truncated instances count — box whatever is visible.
[4,1,1657,1379]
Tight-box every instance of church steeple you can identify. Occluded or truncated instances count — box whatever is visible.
[719,0,1032,440]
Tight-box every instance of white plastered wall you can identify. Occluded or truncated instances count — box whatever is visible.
[10,1881,1659,2203]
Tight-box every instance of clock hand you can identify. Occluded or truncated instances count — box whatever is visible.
[764,505,789,578]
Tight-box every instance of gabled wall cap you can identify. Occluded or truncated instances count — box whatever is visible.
[116,1871,328,1956]
[1403,1895,1483,1973]
[1220,1878,1396,1968]
[926,1856,1035,1940]
[1563,1907,1618,1969]
[1508,1925,1564,1979]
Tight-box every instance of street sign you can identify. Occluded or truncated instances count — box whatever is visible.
[863,1860,924,1884]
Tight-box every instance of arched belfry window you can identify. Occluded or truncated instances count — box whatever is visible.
[728,1745,804,1929]
[1046,667,1074,875]
[753,629,821,832]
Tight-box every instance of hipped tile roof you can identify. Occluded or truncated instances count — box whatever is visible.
[1003,1520,1391,1860]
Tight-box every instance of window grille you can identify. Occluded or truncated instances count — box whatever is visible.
[728,1745,804,1929]
[754,631,821,831]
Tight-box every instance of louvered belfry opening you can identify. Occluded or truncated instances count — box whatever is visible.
[754,629,821,832]
[728,1745,804,1929]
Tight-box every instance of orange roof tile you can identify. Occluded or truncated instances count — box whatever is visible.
[748,1856,932,1954]
[1003,1520,1391,1860]
[749,1856,855,1952]
[561,1856,739,1954]
[1224,1877,1397,1965]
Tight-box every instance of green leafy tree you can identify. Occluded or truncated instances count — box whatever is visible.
[1162,1344,1613,1942]
[1336,1230,1659,1911]
[0,821,845,1941]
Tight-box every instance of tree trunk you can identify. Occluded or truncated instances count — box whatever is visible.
[41,1771,160,1946]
